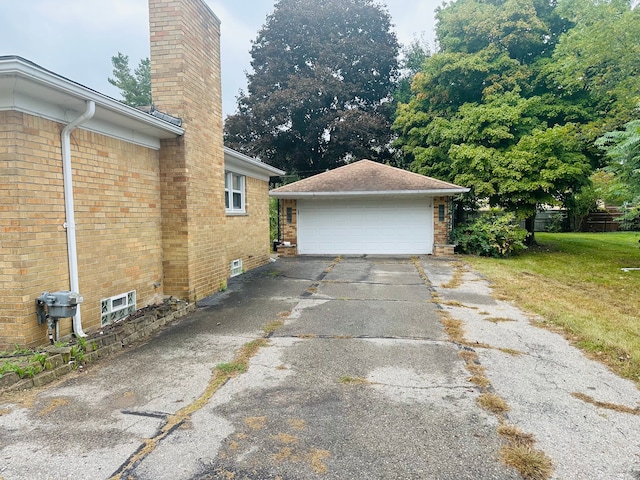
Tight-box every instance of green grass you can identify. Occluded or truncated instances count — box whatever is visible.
[465,232,640,387]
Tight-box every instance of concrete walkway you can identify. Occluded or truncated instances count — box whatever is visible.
[0,256,638,479]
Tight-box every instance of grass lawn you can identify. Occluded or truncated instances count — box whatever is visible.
[464,232,640,388]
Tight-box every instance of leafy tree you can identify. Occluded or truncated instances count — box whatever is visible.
[596,118,640,201]
[393,0,603,239]
[394,37,431,106]
[224,0,399,176]
[549,0,640,130]
[108,52,152,107]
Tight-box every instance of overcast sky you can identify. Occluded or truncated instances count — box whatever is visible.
[0,0,442,119]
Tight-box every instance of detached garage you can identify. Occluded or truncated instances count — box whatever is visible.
[271,160,468,256]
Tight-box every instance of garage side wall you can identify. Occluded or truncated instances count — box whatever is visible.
[433,196,455,256]
[0,111,164,349]
[277,199,298,256]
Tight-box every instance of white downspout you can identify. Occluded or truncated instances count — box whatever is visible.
[61,100,95,338]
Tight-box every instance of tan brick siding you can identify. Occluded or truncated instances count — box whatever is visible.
[1,0,275,347]
[151,0,227,302]
[224,177,271,275]
[279,199,298,244]
[433,196,454,255]
[0,111,164,348]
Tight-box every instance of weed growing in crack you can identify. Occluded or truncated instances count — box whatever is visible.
[571,392,640,415]
[215,362,247,375]
[262,320,284,335]
[338,375,371,385]
[441,263,465,289]
[497,424,535,447]
[498,347,525,356]
[500,444,554,480]
[477,393,510,415]
[486,317,516,323]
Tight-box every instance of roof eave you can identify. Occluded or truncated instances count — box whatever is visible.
[270,188,470,198]
[224,147,285,180]
[0,56,184,138]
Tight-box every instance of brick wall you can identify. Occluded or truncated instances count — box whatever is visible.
[433,196,455,255]
[0,0,276,347]
[279,199,298,244]
[223,177,271,275]
[150,0,226,301]
[0,111,164,348]
[150,0,273,301]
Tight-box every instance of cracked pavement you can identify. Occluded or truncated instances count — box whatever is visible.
[1,256,638,479]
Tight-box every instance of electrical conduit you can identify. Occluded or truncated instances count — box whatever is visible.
[61,100,95,338]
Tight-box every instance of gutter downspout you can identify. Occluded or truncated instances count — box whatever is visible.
[61,100,95,338]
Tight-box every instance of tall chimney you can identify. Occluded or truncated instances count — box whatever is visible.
[149,0,225,301]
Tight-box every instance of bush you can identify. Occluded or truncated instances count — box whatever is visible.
[454,212,528,257]
[616,206,640,231]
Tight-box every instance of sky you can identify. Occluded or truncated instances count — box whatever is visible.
[0,0,442,119]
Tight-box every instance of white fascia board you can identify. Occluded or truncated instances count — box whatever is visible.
[224,147,285,181]
[270,188,470,198]
[1,90,163,149]
[0,57,183,149]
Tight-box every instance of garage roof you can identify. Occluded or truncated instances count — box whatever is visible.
[270,159,469,198]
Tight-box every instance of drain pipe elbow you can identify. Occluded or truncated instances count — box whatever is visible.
[61,100,95,338]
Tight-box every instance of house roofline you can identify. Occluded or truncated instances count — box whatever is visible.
[270,188,470,198]
[0,56,184,144]
[224,147,285,180]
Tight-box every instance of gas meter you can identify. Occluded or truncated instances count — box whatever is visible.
[36,291,83,343]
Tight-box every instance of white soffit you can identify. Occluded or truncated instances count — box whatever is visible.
[224,147,285,181]
[0,57,184,150]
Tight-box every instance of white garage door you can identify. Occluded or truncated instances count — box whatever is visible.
[297,197,434,255]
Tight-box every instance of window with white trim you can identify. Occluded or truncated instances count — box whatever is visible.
[225,171,245,213]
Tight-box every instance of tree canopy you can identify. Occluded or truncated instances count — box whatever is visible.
[393,0,640,233]
[224,0,399,177]
[596,117,640,202]
[108,52,152,107]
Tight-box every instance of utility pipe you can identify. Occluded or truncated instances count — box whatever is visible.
[61,100,95,338]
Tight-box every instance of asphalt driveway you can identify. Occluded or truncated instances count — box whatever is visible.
[1,256,639,479]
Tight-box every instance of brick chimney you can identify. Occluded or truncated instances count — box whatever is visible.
[149,0,225,301]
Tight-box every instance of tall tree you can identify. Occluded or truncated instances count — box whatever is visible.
[108,52,152,107]
[224,0,399,176]
[394,37,431,106]
[393,0,600,238]
[549,0,640,130]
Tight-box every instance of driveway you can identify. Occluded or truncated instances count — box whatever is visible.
[0,256,639,479]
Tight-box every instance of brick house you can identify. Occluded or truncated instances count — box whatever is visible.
[0,0,284,349]
[270,160,468,256]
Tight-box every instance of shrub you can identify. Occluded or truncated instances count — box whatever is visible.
[454,212,528,257]
[616,205,640,231]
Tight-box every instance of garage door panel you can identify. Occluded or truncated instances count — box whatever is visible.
[297,198,433,255]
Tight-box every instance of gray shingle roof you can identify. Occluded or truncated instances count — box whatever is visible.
[270,160,468,197]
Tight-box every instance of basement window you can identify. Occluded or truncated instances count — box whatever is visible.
[225,171,245,213]
[101,290,136,326]
[230,258,243,277]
